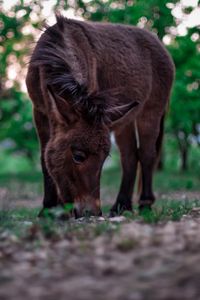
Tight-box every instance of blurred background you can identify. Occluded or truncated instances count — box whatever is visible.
[0,0,200,205]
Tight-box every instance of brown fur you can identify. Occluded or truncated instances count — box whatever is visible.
[26,15,174,217]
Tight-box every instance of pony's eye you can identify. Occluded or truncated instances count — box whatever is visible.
[72,150,87,164]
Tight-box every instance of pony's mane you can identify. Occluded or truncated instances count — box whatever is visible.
[30,15,108,123]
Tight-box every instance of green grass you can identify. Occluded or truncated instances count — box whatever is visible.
[101,165,200,193]
[0,146,199,240]
[0,207,39,236]
[154,170,200,192]
[1,199,200,240]
[137,199,199,223]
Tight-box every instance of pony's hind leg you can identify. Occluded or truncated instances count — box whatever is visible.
[138,155,156,210]
[110,124,138,216]
[137,115,164,210]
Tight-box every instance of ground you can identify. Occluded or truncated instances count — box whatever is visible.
[0,167,200,300]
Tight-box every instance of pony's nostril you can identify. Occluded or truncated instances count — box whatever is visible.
[74,199,102,218]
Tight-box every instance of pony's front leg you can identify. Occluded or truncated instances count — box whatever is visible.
[34,109,59,216]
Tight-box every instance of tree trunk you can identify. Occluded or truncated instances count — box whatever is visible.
[157,150,164,170]
[176,132,189,172]
[180,147,188,171]
[25,150,35,165]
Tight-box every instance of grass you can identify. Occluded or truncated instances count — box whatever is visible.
[138,199,200,223]
[0,145,200,240]
[0,208,39,236]
[101,165,200,193]
[1,199,200,240]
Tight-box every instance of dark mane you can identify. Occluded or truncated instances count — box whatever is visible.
[30,15,108,123]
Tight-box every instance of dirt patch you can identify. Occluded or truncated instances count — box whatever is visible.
[160,191,200,201]
[1,186,200,299]
[1,210,200,300]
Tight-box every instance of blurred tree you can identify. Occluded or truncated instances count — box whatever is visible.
[168,28,200,170]
[55,0,178,39]
[0,89,38,162]
[0,0,43,165]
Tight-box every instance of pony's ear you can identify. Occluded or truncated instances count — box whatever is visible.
[91,89,139,125]
[47,87,79,129]
[105,100,139,125]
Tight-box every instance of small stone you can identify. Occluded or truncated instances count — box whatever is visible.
[23,221,33,226]
[97,217,105,221]
[109,216,126,223]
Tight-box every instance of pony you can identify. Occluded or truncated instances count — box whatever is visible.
[26,15,174,217]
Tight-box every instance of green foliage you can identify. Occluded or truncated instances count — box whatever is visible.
[0,89,38,161]
[165,28,200,170]
[57,0,178,38]
[168,30,200,137]
[0,1,43,82]
[0,1,43,165]
[85,0,177,38]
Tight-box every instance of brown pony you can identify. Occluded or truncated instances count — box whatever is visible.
[26,15,174,217]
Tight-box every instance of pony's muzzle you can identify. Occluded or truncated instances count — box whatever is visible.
[74,197,102,218]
